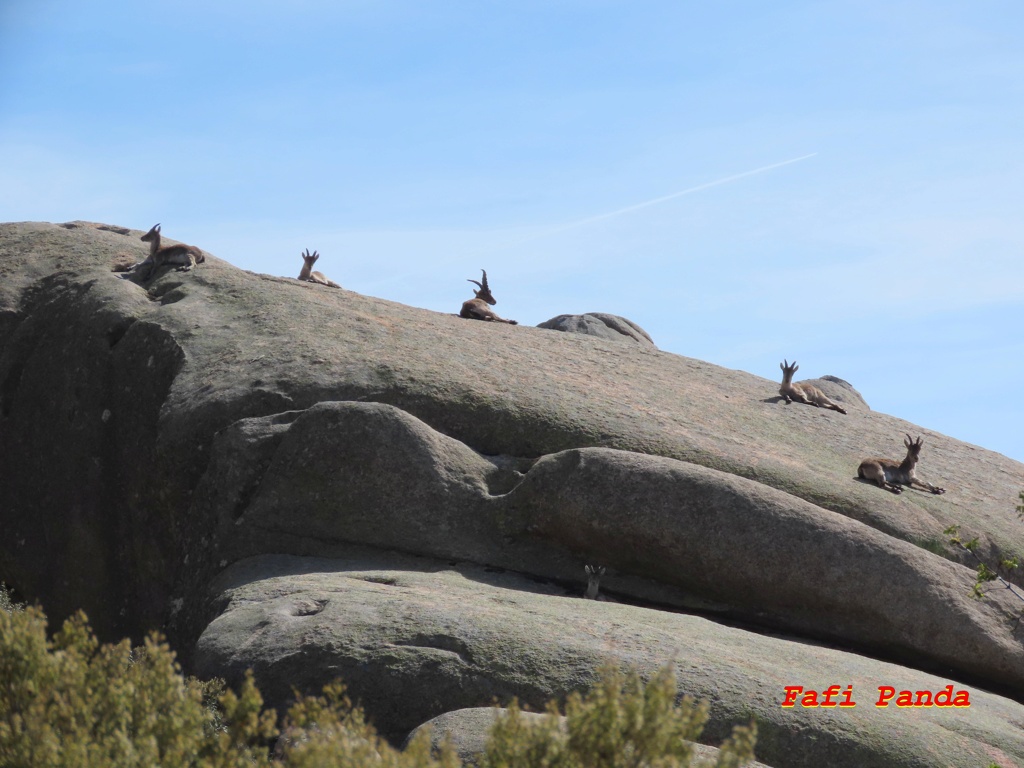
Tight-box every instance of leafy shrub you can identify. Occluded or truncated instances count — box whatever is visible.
[271,681,459,768]
[0,606,276,767]
[0,606,757,767]
[0,583,22,614]
[482,664,757,768]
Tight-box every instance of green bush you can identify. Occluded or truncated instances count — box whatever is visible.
[482,664,756,768]
[0,584,22,614]
[0,606,277,767]
[0,606,756,767]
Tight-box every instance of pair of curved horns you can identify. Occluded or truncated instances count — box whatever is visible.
[467,268,489,291]
[780,359,798,370]
[302,248,319,260]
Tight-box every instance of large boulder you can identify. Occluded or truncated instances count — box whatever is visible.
[536,312,656,347]
[792,374,869,412]
[196,551,1024,768]
[3,220,1024,768]
[194,400,1024,694]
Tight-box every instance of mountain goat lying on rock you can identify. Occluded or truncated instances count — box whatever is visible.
[583,565,605,600]
[858,434,946,495]
[298,248,341,288]
[778,360,847,414]
[460,269,517,325]
[138,223,205,280]
[583,565,618,602]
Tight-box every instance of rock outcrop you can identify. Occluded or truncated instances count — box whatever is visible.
[537,311,656,346]
[197,551,1024,767]
[798,374,869,412]
[2,220,1023,768]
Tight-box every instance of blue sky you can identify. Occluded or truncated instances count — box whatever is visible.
[2,1,1023,464]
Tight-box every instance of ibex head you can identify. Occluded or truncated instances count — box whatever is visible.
[467,269,496,305]
[301,248,320,267]
[904,434,924,457]
[584,564,606,600]
[780,359,799,375]
[141,223,161,242]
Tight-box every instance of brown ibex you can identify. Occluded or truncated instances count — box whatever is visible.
[138,223,205,280]
[778,360,847,414]
[460,269,517,325]
[298,248,341,288]
[582,565,619,602]
[583,565,605,599]
[858,434,946,495]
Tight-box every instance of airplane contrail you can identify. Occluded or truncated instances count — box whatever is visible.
[358,152,818,290]
[490,152,818,252]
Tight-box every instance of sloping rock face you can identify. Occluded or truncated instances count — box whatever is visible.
[537,311,656,346]
[197,552,1024,768]
[200,400,1024,694]
[3,221,1024,768]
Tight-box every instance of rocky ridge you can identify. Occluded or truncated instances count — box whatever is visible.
[1,220,1023,768]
